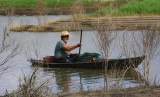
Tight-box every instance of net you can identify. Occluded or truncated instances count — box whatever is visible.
[76,52,102,62]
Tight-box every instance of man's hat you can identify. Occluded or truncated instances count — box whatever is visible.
[61,31,71,37]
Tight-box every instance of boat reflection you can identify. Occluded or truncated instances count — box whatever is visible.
[43,68,143,92]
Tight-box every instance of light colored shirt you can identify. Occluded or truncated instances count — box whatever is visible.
[54,40,69,58]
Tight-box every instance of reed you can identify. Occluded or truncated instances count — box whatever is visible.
[36,0,48,26]
[93,16,118,89]
[4,37,54,96]
[0,25,20,77]
[93,17,144,89]
[70,0,84,30]
[119,24,160,86]
[93,14,160,88]
[5,67,54,97]
[137,26,160,86]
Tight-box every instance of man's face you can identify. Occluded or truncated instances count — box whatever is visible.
[61,36,69,43]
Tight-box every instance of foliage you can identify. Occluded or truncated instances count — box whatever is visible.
[0,0,39,8]
[90,0,160,17]
[82,0,97,7]
[0,0,109,8]
[116,0,160,15]
[5,68,53,97]
[46,0,76,7]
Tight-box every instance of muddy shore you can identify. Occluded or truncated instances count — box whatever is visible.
[1,8,160,32]
[11,15,160,32]
[57,86,160,97]
[0,7,98,16]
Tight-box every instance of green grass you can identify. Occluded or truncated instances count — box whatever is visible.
[90,8,112,17]
[0,0,39,8]
[82,0,97,7]
[46,0,75,7]
[1,0,158,16]
[0,0,126,9]
[117,0,160,15]
[0,0,109,8]
[90,0,160,17]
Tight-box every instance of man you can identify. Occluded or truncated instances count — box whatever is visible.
[54,31,82,63]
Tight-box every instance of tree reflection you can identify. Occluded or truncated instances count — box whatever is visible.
[43,68,143,92]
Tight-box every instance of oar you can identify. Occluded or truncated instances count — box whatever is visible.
[79,29,82,54]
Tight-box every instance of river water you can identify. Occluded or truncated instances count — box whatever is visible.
[0,15,160,95]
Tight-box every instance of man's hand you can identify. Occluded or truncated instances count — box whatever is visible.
[62,43,82,51]
[68,52,71,56]
[77,43,82,47]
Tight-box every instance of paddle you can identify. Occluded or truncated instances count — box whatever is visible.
[79,29,82,54]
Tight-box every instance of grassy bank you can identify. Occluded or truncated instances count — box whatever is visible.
[0,0,107,8]
[90,0,160,16]
[1,0,160,16]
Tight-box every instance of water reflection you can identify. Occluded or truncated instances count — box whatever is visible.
[43,68,143,92]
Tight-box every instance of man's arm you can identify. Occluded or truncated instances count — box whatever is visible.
[62,43,82,51]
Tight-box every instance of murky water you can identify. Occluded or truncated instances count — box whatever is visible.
[0,15,160,95]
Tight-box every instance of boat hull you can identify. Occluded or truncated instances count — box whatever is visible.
[30,56,145,69]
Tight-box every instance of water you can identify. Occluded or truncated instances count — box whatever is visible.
[0,15,160,95]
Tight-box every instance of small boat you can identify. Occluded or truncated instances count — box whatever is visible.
[30,55,145,69]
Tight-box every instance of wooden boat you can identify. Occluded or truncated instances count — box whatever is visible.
[30,55,145,69]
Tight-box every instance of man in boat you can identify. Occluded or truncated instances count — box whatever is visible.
[54,31,82,63]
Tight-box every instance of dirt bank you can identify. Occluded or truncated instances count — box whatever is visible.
[58,86,160,97]
[11,15,160,32]
[0,7,98,16]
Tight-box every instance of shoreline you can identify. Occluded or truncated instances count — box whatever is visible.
[11,15,160,32]
[57,85,160,97]
[2,85,160,97]
[1,8,160,32]
[0,7,98,16]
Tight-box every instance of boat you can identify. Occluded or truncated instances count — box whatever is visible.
[30,55,145,69]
